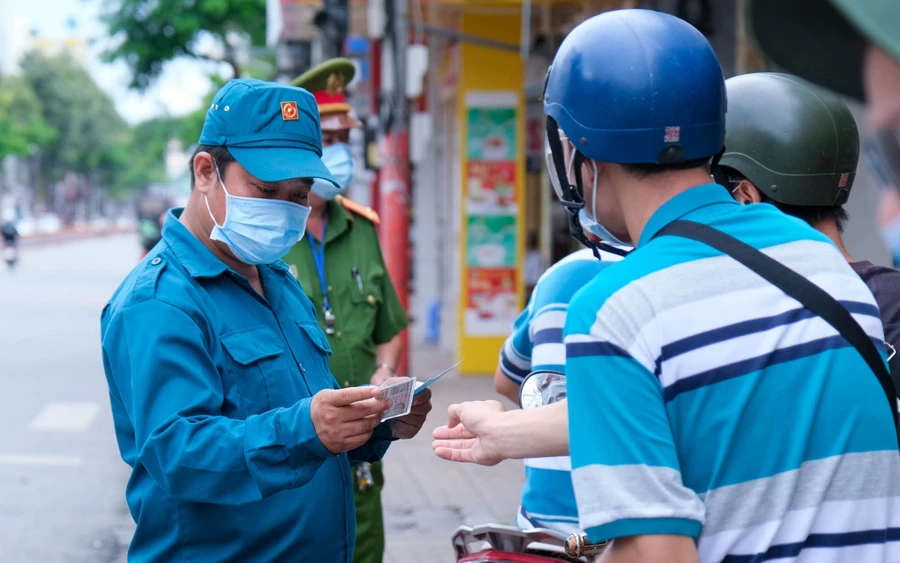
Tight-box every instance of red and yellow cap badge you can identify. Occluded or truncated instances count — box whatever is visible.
[281,101,299,121]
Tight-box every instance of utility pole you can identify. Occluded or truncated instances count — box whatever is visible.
[379,0,411,376]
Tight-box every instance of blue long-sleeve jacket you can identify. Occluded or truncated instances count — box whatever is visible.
[100,210,392,562]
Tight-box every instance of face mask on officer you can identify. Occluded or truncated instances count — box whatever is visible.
[205,161,312,265]
[310,143,355,200]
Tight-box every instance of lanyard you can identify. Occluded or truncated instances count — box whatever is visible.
[307,220,336,333]
[307,222,329,309]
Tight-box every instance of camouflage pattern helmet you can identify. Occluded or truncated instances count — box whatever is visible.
[719,73,860,207]
[748,0,900,101]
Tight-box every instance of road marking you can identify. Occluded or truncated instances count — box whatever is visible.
[29,402,100,432]
[0,454,84,467]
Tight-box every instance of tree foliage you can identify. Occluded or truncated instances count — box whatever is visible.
[100,0,267,90]
[17,52,169,198]
[0,75,56,159]
[20,52,130,184]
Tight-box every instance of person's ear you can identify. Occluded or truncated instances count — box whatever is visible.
[192,153,217,195]
[579,157,604,190]
[732,179,763,205]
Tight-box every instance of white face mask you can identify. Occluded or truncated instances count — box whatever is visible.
[205,163,312,265]
[311,143,355,200]
[576,159,630,247]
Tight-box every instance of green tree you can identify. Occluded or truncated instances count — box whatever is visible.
[0,75,55,159]
[99,0,267,90]
[19,51,134,202]
[120,116,186,192]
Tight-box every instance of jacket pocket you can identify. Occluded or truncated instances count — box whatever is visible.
[221,326,285,415]
[295,321,338,391]
[347,274,384,343]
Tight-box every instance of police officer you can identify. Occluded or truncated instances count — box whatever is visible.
[719,71,900,385]
[436,10,899,562]
[100,78,431,562]
[282,58,408,563]
[747,0,900,263]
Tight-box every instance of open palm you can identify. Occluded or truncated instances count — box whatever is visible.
[431,401,507,466]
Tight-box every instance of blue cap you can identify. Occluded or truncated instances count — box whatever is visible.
[198,78,338,186]
[544,9,726,165]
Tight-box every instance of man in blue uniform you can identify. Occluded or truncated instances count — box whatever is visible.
[100,79,432,562]
[436,10,899,563]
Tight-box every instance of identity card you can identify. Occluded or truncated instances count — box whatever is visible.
[414,360,464,396]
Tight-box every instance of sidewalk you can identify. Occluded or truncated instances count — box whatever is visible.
[383,343,524,563]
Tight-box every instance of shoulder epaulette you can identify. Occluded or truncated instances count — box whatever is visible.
[336,195,380,225]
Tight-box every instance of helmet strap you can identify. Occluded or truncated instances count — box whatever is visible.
[546,116,630,259]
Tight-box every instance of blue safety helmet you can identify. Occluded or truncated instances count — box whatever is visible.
[543,9,726,256]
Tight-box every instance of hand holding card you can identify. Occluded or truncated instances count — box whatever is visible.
[378,377,415,422]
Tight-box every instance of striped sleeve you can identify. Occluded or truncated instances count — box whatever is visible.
[529,304,568,372]
[564,287,705,542]
[499,307,533,384]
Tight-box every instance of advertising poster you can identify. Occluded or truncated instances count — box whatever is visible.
[466,215,517,267]
[464,268,519,336]
[462,91,521,339]
[466,107,517,161]
[466,161,517,213]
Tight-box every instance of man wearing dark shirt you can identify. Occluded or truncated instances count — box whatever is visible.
[720,71,900,384]
[850,261,900,375]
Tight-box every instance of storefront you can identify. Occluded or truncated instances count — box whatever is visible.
[421,0,629,374]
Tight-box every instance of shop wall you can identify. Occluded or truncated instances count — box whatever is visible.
[456,9,526,375]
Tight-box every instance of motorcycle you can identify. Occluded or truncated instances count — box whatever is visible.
[451,370,607,562]
[3,244,18,270]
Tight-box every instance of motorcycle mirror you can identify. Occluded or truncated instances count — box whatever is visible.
[519,369,567,410]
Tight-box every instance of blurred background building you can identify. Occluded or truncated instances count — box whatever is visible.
[263,0,891,374]
[0,0,889,372]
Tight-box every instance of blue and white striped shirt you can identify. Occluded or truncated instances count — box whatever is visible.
[500,247,621,532]
[565,184,900,562]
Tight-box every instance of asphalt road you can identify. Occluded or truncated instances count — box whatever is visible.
[0,235,141,563]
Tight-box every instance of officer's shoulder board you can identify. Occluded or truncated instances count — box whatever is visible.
[336,195,380,225]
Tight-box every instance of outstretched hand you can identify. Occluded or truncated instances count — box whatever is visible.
[431,400,508,466]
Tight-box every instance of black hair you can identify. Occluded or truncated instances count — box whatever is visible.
[621,157,712,178]
[189,145,236,190]
[721,167,849,234]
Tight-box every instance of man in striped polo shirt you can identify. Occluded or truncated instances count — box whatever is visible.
[495,244,622,533]
[549,11,900,563]
[435,9,900,563]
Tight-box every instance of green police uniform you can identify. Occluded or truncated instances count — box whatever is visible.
[283,198,407,563]
[285,198,408,389]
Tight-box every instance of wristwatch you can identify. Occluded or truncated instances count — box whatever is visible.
[377,363,396,377]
